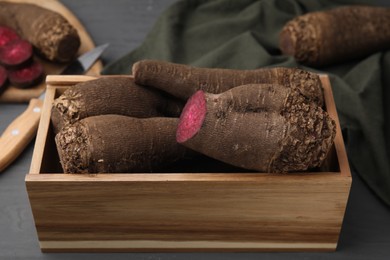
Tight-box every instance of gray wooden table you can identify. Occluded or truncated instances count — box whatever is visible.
[1,0,390,259]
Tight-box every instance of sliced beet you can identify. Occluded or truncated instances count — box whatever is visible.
[8,60,44,88]
[177,90,207,143]
[0,26,20,47]
[0,65,8,92]
[0,39,33,68]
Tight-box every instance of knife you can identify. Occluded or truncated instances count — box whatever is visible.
[0,43,109,172]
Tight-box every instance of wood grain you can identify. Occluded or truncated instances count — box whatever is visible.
[25,74,352,252]
[26,173,351,251]
[0,0,103,103]
[39,240,337,253]
[320,75,351,177]
[28,85,56,174]
[0,98,42,171]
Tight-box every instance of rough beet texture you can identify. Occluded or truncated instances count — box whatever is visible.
[55,115,187,173]
[51,77,184,133]
[133,59,324,107]
[177,84,336,173]
[279,6,390,67]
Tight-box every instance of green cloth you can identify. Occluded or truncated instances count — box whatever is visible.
[103,0,390,206]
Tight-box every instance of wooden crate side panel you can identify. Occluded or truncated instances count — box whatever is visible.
[319,75,351,177]
[26,174,351,247]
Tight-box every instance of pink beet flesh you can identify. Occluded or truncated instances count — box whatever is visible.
[0,39,33,67]
[8,61,43,88]
[176,90,207,143]
[0,26,20,47]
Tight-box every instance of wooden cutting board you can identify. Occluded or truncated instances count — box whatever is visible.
[0,0,103,103]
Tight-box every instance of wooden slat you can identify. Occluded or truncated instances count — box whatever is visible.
[45,75,99,85]
[26,172,344,182]
[29,87,56,174]
[45,75,134,85]
[39,240,337,252]
[319,75,351,177]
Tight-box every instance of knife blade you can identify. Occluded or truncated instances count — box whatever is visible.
[0,44,109,172]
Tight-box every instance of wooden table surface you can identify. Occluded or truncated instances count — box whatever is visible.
[1,0,390,259]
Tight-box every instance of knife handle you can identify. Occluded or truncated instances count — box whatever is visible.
[0,98,43,172]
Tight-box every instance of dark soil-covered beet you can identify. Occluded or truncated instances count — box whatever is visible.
[0,39,33,68]
[0,65,8,92]
[0,26,20,47]
[8,60,43,88]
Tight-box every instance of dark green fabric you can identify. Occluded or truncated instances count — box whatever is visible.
[103,0,390,206]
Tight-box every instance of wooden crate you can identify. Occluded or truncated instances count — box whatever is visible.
[25,75,352,252]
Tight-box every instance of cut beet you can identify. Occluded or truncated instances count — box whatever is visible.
[8,60,44,88]
[176,90,207,143]
[0,39,33,68]
[0,65,8,92]
[0,26,20,47]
